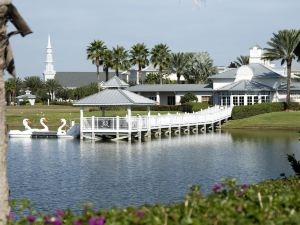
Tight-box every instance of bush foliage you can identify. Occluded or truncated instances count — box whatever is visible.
[232,102,300,120]
[180,92,198,104]
[181,102,209,113]
[232,103,284,120]
[8,176,300,225]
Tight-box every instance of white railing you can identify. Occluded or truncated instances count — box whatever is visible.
[81,106,233,133]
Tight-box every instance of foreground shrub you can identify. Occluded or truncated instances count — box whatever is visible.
[232,102,286,119]
[9,176,300,224]
[181,102,209,113]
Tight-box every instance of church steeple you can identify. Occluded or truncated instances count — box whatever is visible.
[43,35,56,81]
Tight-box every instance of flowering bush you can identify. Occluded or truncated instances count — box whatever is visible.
[8,176,300,225]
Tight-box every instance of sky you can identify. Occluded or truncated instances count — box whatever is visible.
[6,0,300,78]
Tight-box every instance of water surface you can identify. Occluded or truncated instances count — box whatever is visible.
[7,130,300,212]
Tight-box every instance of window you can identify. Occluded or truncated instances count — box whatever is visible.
[261,95,270,103]
[239,96,244,106]
[221,96,230,106]
[167,96,175,105]
[202,96,210,103]
[149,96,157,101]
[233,96,238,106]
[247,96,253,105]
[254,96,259,104]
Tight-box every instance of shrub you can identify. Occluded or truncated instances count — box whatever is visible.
[285,102,300,110]
[180,92,198,104]
[231,102,285,120]
[181,102,209,113]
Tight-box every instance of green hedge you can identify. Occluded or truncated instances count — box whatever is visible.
[232,102,300,120]
[181,102,209,113]
[9,176,300,225]
[232,103,284,120]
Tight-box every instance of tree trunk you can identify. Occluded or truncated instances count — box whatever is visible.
[177,73,180,84]
[116,69,119,77]
[159,67,163,85]
[286,60,292,106]
[96,60,100,91]
[0,69,9,225]
[105,67,109,81]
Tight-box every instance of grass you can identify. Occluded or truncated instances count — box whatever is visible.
[5,105,170,130]
[223,111,300,130]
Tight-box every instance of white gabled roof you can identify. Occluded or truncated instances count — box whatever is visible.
[102,76,129,88]
[73,88,155,106]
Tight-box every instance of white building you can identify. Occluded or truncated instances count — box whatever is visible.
[43,36,56,81]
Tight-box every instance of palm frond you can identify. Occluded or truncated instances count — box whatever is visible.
[287,154,300,176]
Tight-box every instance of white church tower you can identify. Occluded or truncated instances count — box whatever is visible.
[43,35,56,81]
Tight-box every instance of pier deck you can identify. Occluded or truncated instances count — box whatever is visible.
[80,106,233,141]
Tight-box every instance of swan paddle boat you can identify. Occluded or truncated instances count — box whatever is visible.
[9,118,80,139]
[8,119,33,138]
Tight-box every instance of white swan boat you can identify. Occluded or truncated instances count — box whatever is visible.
[57,119,76,139]
[9,118,80,139]
[8,119,33,138]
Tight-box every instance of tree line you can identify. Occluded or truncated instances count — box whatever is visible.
[4,76,98,105]
[86,41,218,85]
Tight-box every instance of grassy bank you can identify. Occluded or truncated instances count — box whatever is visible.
[9,176,300,225]
[223,111,300,130]
[5,105,167,130]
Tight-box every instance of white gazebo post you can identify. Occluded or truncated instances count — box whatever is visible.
[80,107,84,140]
[146,106,151,138]
[127,106,132,141]
[156,92,160,105]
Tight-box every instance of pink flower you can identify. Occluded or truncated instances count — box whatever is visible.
[52,217,62,225]
[241,184,249,190]
[7,212,13,221]
[212,183,222,193]
[89,216,105,225]
[136,210,145,218]
[27,215,36,223]
[55,209,64,218]
[73,219,83,225]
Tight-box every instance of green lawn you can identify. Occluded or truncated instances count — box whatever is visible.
[5,105,169,130]
[223,111,300,130]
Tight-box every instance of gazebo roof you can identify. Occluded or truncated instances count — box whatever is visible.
[102,76,129,88]
[16,90,36,99]
[73,88,156,106]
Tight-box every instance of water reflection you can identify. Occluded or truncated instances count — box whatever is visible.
[7,130,300,212]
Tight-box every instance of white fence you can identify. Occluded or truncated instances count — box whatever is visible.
[81,106,232,133]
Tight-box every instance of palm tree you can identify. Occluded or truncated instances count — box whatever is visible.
[234,55,249,67]
[184,52,217,84]
[87,40,107,88]
[150,44,171,84]
[24,76,44,94]
[169,52,191,84]
[263,29,300,104]
[130,43,149,84]
[112,45,130,76]
[46,79,61,101]
[5,77,23,104]
[5,79,15,105]
[102,49,113,81]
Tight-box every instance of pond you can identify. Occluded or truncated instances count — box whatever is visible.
[7,130,300,212]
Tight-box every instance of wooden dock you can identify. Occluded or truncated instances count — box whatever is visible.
[31,131,58,138]
[80,106,233,141]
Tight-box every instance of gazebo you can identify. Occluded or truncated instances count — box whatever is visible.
[73,76,156,140]
[16,90,36,106]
